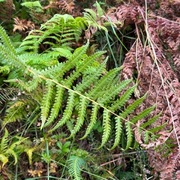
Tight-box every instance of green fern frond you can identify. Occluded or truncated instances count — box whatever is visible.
[0,12,163,157]
[75,60,106,92]
[20,14,86,52]
[0,44,26,69]
[89,67,121,99]
[3,100,27,127]
[68,155,86,180]
[99,109,111,148]
[99,79,132,105]
[44,86,64,127]
[6,148,18,165]
[41,81,55,128]
[125,121,133,150]
[110,85,136,111]
[130,106,156,124]
[111,117,123,150]
[120,95,146,119]
[0,154,8,167]
[50,90,75,132]
[70,97,89,137]
[140,114,161,128]
[0,26,16,54]
[81,103,99,139]
[0,128,8,152]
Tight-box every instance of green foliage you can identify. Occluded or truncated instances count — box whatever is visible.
[0,19,161,152]
[19,14,87,52]
[0,129,27,167]
[67,155,87,180]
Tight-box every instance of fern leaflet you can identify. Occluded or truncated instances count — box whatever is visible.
[111,117,123,150]
[81,103,99,139]
[41,81,55,128]
[99,109,111,148]
[70,97,89,137]
[50,90,75,132]
[125,121,133,150]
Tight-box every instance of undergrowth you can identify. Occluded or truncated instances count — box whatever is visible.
[0,0,179,179]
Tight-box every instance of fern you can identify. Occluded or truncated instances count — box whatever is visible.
[0,16,162,151]
[111,116,123,150]
[68,155,86,180]
[125,121,133,150]
[44,86,64,127]
[41,81,55,127]
[19,14,86,52]
[70,97,89,138]
[0,129,27,167]
[99,109,111,148]
[50,90,75,131]
[81,103,99,139]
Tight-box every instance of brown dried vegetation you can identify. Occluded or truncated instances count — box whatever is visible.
[105,0,180,179]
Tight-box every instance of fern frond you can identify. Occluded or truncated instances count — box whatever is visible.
[6,148,18,164]
[0,26,16,54]
[20,14,85,52]
[111,117,123,150]
[99,79,132,105]
[0,128,8,152]
[44,86,64,127]
[99,109,111,148]
[68,155,86,180]
[70,97,89,137]
[3,101,27,127]
[120,95,146,119]
[0,154,8,167]
[75,60,106,92]
[41,81,55,128]
[140,114,161,128]
[81,103,99,139]
[125,121,133,150]
[58,42,89,79]
[50,90,75,132]
[0,44,26,69]
[110,85,136,111]
[89,67,121,98]
[130,106,156,124]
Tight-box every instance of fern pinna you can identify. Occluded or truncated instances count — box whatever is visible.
[0,15,161,150]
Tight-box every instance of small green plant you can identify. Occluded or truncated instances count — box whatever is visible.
[0,129,27,168]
